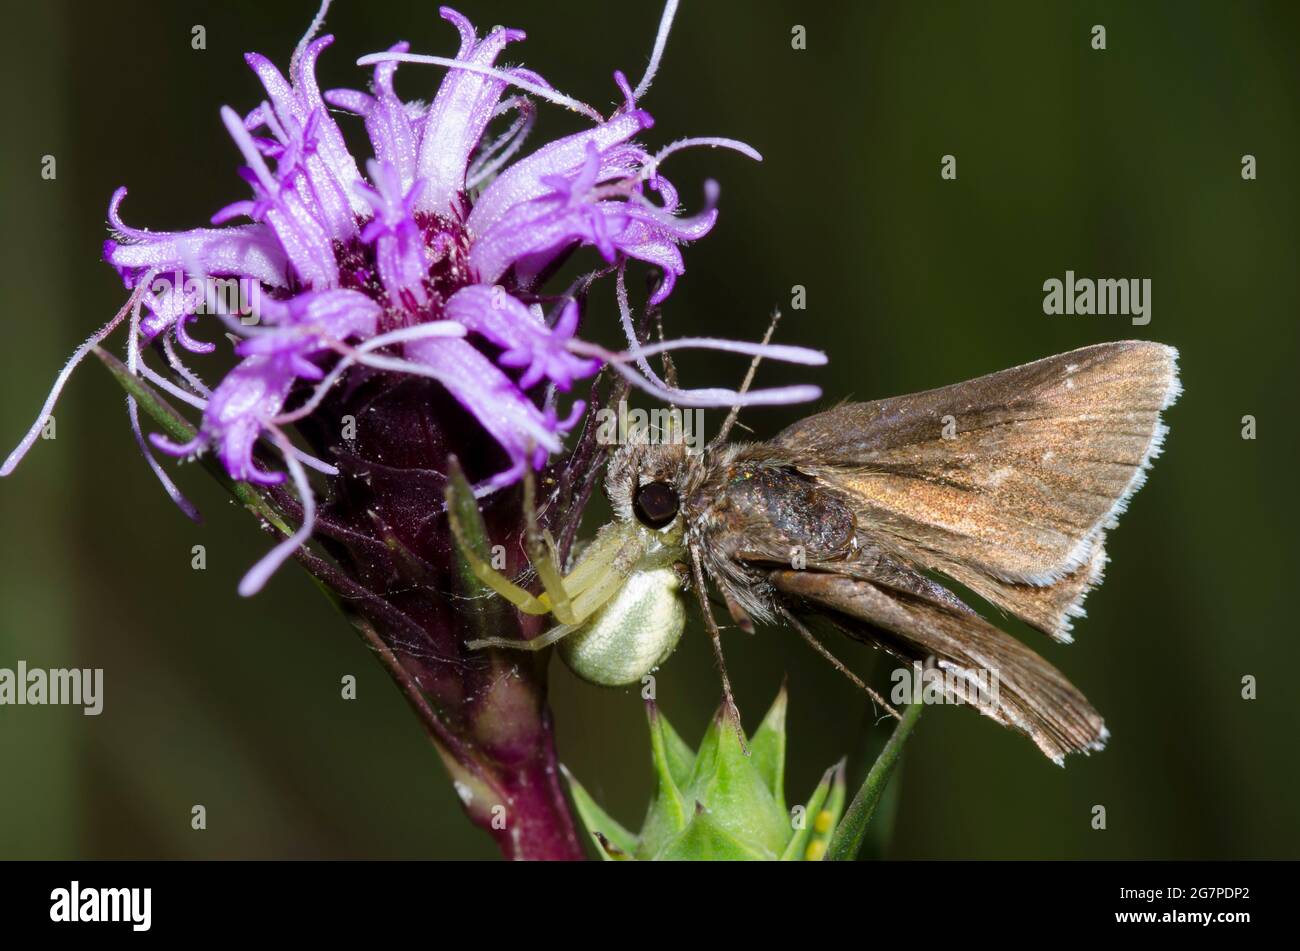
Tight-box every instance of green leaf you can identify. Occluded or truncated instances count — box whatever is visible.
[861,744,905,861]
[826,702,923,861]
[655,705,697,790]
[748,684,789,812]
[683,705,788,859]
[637,702,690,858]
[655,806,771,861]
[94,346,197,447]
[562,765,638,860]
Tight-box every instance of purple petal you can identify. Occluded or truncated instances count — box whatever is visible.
[402,334,571,472]
[256,287,381,339]
[355,160,430,306]
[415,14,526,216]
[105,188,289,291]
[245,36,366,233]
[220,107,340,289]
[467,110,652,237]
[325,42,420,192]
[444,284,598,391]
[201,354,298,482]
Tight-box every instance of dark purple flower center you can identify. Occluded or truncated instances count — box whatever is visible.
[335,211,474,332]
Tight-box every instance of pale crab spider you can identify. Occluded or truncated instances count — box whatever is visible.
[445,311,814,705]
[446,427,692,687]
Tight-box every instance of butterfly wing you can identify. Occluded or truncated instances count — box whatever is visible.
[770,568,1107,764]
[770,341,1180,641]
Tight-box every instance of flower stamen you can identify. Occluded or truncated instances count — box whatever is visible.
[127,293,202,521]
[237,427,319,596]
[632,0,680,102]
[1,281,150,477]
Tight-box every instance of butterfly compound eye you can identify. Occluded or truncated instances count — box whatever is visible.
[633,481,679,528]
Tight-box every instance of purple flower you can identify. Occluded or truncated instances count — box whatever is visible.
[3,1,826,595]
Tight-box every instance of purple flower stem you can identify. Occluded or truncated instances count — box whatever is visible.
[289,373,587,860]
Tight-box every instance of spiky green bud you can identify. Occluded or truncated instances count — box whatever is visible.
[565,688,849,861]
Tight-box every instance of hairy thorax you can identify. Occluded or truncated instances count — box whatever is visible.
[686,445,858,623]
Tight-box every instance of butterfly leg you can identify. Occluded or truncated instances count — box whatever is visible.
[779,607,900,720]
[689,543,748,753]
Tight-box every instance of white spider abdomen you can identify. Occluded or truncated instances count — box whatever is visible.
[558,566,685,687]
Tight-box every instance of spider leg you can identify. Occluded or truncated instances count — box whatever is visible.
[467,622,578,653]
[521,466,577,624]
[449,460,655,658]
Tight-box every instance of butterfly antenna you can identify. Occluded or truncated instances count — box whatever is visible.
[652,306,689,445]
[712,307,782,447]
[653,305,679,390]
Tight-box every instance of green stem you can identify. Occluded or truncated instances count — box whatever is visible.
[826,702,923,861]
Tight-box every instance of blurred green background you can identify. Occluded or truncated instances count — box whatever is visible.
[1,0,1297,859]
